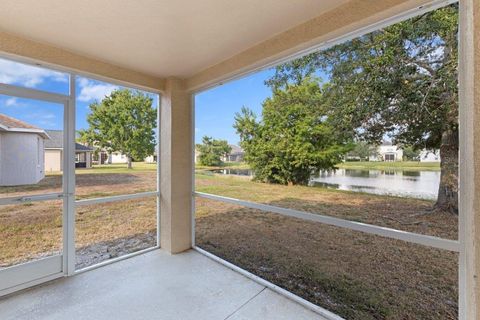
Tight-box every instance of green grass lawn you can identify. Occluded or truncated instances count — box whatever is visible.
[80,162,157,173]
[44,162,157,177]
[337,161,440,171]
[195,161,250,171]
[72,161,249,175]
[194,160,441,172]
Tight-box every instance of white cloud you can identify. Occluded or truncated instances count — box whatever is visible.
[0,58,68,88]
[5,97,18,107]
[77,77,119,102]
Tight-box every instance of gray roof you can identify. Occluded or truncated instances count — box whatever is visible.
[45,130,94,152]
[229,144,244,155]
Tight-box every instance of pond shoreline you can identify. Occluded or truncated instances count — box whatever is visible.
[197,165,440,200]
[195,161,441,172]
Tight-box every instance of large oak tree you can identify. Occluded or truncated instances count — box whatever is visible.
[266,5,459,213]
[79,89,157,169]
[234,78,352,185]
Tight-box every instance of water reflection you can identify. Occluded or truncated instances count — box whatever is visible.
[311,169,439,200]
[211,169,253,176]
[208,168,440,200]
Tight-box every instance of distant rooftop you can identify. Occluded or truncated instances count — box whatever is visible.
[45,130,94,151]
[0,113,49,138]
[0,113,40,130]
[229,144,244,155]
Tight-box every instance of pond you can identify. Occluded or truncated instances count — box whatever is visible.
[211,169,254,176]
[310,169,440,200]
[210,168,440,200]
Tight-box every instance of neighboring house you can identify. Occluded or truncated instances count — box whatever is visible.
[144,151,157,163]
[195,144,245,164]
[194,148,201,164]
[95,150,157,164]
[369,141,403,162]
[223,145,244,162]
[419,149,441,162]
[44,130,94,171]
[0,114,49,186]
[109,151,128,164]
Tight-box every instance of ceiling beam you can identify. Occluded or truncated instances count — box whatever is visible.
[0,30,165,92]
[185,0,436,92]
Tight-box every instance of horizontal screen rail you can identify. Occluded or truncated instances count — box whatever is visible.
[75,191,158,206]
[0,192,64,205]
[0,83,69,104]
[194,192,460,252]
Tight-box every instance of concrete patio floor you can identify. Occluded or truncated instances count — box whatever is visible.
[0,249,329,320]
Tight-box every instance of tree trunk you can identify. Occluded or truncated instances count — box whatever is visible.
[127,156,133,169]
[435,129,458,214]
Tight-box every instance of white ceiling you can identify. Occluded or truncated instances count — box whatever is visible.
[0,0,348,78]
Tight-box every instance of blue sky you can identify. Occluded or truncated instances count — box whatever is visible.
[0,57,158,133]
[194,68,274,145]
[0,56,275,145]
[194,68,330,145]
[0,57,316,146]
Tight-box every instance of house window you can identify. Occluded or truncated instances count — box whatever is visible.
[385,154,395,162]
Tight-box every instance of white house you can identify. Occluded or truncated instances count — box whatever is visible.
[144,151,157,163]
[369,141,403,162]
[223,145,244,162]
[95,150,156,164]
[195,144,245,164]
[419,149,441,162]
[0,114,49,186]
[93,151,128,164]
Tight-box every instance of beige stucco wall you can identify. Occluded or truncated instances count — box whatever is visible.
[0,31,164,92]
[160,78,192,253]
[45,149,62,172]
[186,0,434,92]
[472,0,480,317]
[459,0,479,318]
[0,0,434,94]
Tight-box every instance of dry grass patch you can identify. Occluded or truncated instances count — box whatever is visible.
[196,173,457,239]
[0,201,63,267]
[76,197,157,247]
[0,167,458,318]
[195,198,458,320]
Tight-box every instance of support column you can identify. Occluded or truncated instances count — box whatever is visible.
[160,78,193,253]
[459,0,480,318]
